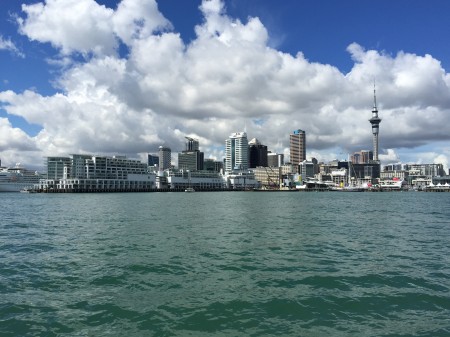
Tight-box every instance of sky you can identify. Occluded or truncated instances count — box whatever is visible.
[1,0,450,172]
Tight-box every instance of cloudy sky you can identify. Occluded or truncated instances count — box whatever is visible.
[1,0,450,171]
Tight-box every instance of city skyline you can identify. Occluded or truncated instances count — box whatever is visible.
[1,0,450,171]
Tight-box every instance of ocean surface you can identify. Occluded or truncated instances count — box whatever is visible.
[1,191,450,337]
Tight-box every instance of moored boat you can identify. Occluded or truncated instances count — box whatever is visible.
[0,164,42,192]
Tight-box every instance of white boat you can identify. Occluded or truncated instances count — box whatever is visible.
[185,187,195,192]
[0,164,42,192]
[379,179,404,190]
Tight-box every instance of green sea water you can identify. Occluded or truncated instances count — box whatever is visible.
[1,191,450,336]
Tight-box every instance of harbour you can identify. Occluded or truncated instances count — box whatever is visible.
[1,191,449,336]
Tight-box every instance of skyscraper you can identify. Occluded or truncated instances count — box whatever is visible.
[289,129,306,165]
[369,85,382,161]
[185,137,199,152]
[225,132,248,172]
[178,137,204,171]
[158,146,171,170]
[248,138,268,168]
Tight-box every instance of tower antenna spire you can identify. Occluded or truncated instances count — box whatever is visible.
[373,80,377,109]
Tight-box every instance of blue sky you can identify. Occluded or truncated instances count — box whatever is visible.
[1,0,450,171]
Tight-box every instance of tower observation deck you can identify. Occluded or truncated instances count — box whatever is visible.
[369,85,381,161]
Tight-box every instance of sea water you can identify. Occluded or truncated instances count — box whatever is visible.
[1,191,449,336]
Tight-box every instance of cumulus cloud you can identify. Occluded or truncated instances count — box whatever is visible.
[18,0,116,56]
[1,0,450,170]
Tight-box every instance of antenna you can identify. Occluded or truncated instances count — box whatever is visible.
[373,79,377,109]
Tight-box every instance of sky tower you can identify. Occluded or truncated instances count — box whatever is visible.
[369,85,381,161]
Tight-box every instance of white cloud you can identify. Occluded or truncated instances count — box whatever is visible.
[0,35,24,58]
[18,0,116,56]
[113,0,172,45]
[1,0,450,171]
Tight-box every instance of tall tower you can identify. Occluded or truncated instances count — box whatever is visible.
[289,129,306,165]
[158,146,171,170]
[225,132,248,172]
[369,85,382,161]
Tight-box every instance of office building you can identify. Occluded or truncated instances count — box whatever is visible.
[158,146,171,170]
[267,153,284,167]
[290,129,306,165]
[178,137,204,171]
[351,150,373,164]
[248,138,268,168]
[299,160,315,180]
[148,154,159,167]
[178,151,204,171]
[204,159,223,172]
[185,137,199,151]
[225,132,248,172]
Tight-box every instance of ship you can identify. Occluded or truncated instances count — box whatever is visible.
[0,164,42,192]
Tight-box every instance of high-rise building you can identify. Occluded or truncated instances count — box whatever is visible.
[158,146,171,170]
[148,154,159,167]
[248,138,268,168]
[178,137,204,171]
[178,152,204,171]
[185,137,199,152]
[225,132,248,172]
[204,159,223,172]
[351,150,373,164]
[369,85,382,161]
[267,153,284,167]
[289,129,306,165]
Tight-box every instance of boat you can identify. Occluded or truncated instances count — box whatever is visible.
[185,187,195,192]
[379,179,404,191]
[0,164,42,192]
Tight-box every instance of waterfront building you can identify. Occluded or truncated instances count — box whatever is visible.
[223,170,260,189]
[380,170,409,181]
[248,138,268,168]
[166,170,225,190]
[158,146,171,170]
[70,154,92,179]
[289,129,306,167]
[403,163,445,177]
[267,153,284,167]
[225,132,248,172]
[38,155,156,192]
[369,85,382,161]
[46,156,71,180]
[252,166,282,189]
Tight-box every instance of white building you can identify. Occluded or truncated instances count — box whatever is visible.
[37,154,156,192]
[225,132,248,172]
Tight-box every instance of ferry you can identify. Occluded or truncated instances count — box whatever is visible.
[0,164,42,192]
